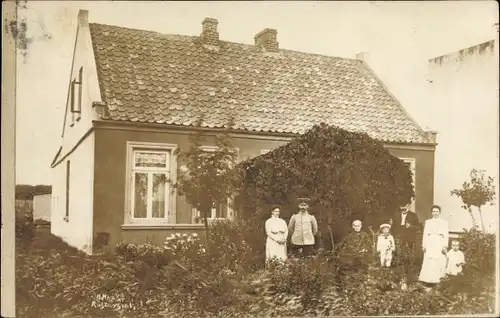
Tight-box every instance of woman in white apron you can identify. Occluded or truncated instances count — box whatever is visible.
[265,205,288,262]
[418,204,449,290]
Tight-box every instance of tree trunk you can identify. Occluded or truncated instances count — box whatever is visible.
[327,225,334,252]
[203,206,210,243]
[468,206,478,229]
[477,207,486,232]
[368,226,376,250]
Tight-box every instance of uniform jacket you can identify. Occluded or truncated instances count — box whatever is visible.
[288,212,318,246]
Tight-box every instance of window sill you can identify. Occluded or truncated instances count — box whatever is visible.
[63,216,69,222]
[121,223,205,230]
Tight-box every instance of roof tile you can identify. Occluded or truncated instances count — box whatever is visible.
[89,23,431,143]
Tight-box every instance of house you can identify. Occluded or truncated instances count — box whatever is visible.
[427,39,498,234]
[50,10,437,254]
[33,193,51,222]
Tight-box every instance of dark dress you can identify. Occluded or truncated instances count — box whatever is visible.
[392,211,420,248]
[336,230,373,288]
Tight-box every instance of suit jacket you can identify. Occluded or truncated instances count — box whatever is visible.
[392,211,420,240]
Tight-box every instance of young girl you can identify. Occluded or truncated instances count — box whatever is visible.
[446,239,466,276]
[376,223,395,267]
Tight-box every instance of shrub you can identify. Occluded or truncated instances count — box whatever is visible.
[34,219,51,226]
[15,184,52,200]
[234,124,414,245]
[16,210,35,241]
[17,218,496,317]
[115,242,170,268]
[439,229,496,298]
[205,219,265,273]
[164,232,207,260]
[458,228,495,275]
[269,257,333,308]
[243,258,334,317]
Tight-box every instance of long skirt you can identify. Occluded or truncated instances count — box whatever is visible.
[418,234,447,283]
[266,236,287,262]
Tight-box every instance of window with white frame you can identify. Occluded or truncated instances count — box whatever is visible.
[400,157,416,212]
[189,145,238,223]
[126,142,177,224]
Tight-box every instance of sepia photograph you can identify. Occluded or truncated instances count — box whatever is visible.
[2,1,499,317]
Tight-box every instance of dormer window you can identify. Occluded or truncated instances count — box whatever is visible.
[70,67,83,125]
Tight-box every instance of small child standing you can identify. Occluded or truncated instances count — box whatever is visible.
[446,239,466,276]
[376,223,395,267]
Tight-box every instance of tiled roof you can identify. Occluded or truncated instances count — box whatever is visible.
[89,23,431,144]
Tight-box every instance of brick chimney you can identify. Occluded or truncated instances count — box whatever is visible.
[356,52,370,63]
[92,101,109,118]
[254,28,279,52]
[424,130,438,144]
[200,17,219,47]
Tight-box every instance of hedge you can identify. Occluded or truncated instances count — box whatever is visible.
[15,184,52,200]
[234,123,414,243]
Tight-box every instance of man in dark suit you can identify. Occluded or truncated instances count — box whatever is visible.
[391,203,421,249]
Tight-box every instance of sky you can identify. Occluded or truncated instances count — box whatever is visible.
[15,0,498,186]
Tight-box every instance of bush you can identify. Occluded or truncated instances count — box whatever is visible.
[234,124,414,244]
[439,229,496,298]
[34,219,51,226]
[17,221,496,317]
[16,184,52,200]
[205,219,265,273]
[116,242,170,269]
[16,210,35,241]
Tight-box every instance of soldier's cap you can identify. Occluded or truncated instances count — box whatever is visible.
[297,197,310,204]
[379,223,391,229]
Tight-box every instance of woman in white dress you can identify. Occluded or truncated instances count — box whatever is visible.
[418,204,449,290]
[265,205,288,263]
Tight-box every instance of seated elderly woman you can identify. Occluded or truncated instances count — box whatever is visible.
[336,219,372,288]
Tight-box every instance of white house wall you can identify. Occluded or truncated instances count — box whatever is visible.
[51,10,101,254]
[51,132,95,254]
[428,40,499,233]
[33,194,51,222]
[60,10,102,157]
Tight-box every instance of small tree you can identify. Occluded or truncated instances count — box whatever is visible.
[173,116,241,242]
[450,169,496,231]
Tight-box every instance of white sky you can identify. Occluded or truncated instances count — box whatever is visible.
[15,1,498,185]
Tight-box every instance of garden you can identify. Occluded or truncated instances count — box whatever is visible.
[16,123,497,317]
[15,222,497,317]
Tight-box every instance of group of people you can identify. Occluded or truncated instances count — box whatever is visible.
[265,198,466,291]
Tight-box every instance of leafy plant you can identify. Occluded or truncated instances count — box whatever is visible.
[173,116,241,242]
[440,228,495,297]
[15,184,52,200]
[17,223,496,317]
[16,210,35,242]
[234,123,414,246]
[450,169,496,231]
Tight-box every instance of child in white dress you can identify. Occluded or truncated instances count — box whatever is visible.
[376,223,395,267]
[446,239,465,276]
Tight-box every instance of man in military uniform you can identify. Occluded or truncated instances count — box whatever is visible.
[288,198,318,257]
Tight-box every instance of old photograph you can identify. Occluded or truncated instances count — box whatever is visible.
[2,1,499,317]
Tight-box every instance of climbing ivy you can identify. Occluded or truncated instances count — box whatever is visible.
[234,123,414,244]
